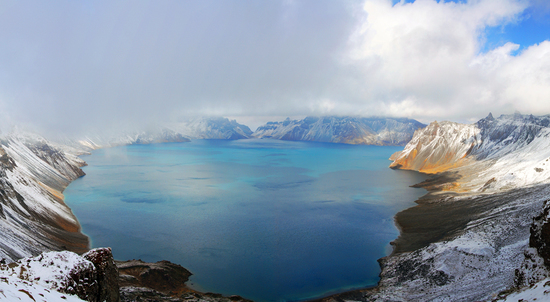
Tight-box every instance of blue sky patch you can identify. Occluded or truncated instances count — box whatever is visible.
[483,8,550,54]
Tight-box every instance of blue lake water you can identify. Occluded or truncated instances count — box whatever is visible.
[63,139,427,302]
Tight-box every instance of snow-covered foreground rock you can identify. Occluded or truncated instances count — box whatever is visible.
[0,247,118,302]
[253,116,425,146]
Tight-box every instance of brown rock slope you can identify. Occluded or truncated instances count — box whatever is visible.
[389,121,480,174]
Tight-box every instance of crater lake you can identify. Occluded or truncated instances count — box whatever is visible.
[64,139,427,302]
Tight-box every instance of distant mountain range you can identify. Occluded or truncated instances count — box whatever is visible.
[66,116,426,150]
[65,117,252,151]
[252,116,425,146]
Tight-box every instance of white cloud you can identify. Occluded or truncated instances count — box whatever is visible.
[343,0,550,122]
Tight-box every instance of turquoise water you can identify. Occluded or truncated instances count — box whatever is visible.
[64,139,427,302]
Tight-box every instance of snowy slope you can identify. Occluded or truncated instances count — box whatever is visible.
[253,116,425,146]
[497,277,550,301]
[0,132,89,262]
[367,185,550,301]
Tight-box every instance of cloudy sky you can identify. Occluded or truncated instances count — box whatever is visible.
[1,0,550,134]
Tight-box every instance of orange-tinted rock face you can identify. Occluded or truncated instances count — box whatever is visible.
[390,121,481,174]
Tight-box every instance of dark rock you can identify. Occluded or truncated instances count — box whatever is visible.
[83,247,120,302]
[116,259,252,302]
[530,200,550,267]
[116,259,191,295]
[64,259,99,301]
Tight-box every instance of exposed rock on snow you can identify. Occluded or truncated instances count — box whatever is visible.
[82,248,120,302]
[253,116,425,146]
[0,248,118,302]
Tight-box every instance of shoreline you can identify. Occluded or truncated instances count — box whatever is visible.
[315,179,550,301]
[308,172,453,302]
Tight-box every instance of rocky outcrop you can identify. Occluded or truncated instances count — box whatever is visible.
[117,259,251,302]
[83,248,120,302]
[253,116,425,146]
[0,248,119,302]
[530,200,550,269]
[117,259,192,296]
[0,247,253,302]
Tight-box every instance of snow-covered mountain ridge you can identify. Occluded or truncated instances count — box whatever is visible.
[253,116,425,146]
[390,113,550,192]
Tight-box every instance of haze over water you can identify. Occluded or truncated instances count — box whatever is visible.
[64,139,427,302]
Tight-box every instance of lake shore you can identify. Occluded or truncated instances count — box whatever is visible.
[313,171,550,301]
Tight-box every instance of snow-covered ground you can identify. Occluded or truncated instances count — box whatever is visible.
[0,133,89,262]
[497,277,550,301]
[0,250,101,302]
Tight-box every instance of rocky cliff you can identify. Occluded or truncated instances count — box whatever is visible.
[0,247,119,302]
[388,120,480,173]
[253,116,425,146]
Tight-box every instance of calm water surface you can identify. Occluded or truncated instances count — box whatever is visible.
[64,139,427,302]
